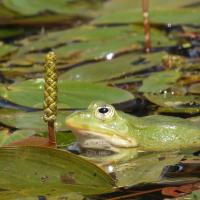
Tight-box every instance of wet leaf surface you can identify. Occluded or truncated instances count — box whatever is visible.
[0,129,35,147]
[60,51,165,82]
[2,0,102,16]
[0,146,114,199]
[0,44,17,57]
[0,109,69,131]
[139,70,181,93]
[189,83,200,94]
[145,93,200,114]
[113,152,185,187]
[93,0,200,24]
[0,79,135,108]
[0,0,199,199]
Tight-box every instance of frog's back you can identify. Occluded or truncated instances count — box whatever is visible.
[129,115,200,151]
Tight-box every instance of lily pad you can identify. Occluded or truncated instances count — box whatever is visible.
[139,70,181,93]
[0,129,35,147]
[16,25,173,59]
[60,51,165,82]
[188,83,200,94]
[178,189,200,200]
[145,93,200,114]
[0,109,70,132]
[0,43,17,57]
[0,79,134,108]
[2,0,102,16]
[114,152,184,187]
[93,0,200,24]
[0,146,114,199]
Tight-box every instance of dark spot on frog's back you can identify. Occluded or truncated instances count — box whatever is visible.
[60,172,76,184]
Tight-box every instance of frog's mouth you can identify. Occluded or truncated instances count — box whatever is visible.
[67,125,137,153]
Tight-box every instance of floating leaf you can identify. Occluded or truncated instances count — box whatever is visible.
[178,188,200,200]
[0,44,17,57]
[145,93,200,114]
[0,28,24,39]
[93,0,200,24]
[2,0,102,16]
[0,129,35,147]
[113,152,184,187]
[139,70,181,93]
[188,83,200,94]
[0,79,134,108]
[60,52,165,82]
[0,109,69,131]
[0,146,114,199]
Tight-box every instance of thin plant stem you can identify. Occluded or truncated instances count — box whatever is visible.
[143,0,151,53]
[48,121,56,146]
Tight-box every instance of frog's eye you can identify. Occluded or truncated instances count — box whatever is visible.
[95,105,115,120]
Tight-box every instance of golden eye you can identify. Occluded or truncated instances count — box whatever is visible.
[95,105,115,120]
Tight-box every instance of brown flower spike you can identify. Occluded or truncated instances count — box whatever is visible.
[43,51,58,146]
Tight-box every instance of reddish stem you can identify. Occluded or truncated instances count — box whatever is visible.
[143,0,151,53]
[48,121,57,147]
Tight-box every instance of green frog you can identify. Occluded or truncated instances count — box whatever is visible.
[65,101,200,156]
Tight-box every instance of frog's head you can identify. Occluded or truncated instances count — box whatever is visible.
[65,101,138,153]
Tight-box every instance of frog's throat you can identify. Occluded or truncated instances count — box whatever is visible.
[67,124,138,149]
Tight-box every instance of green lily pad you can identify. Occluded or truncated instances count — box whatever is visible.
[0,4,17,19]
[0,44,17,57]
[0,129,35,147]
[93,0,200,24]
[0,79,134,108]
[0,146,114,199]
[178,189,200,200]
[2,0,102,16]
[0,109,70,132]
[17,26,138,53]
[16,25,173,58]
[188,83,200,94]
[0,28,24,39]
[145,93,200,114]
[109,75,144,85]
[114,152,184,187]
[55,131,76,148]
[60,52,165,82]
[139,70,181,93]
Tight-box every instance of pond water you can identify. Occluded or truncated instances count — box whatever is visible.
[0,0,199,199]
